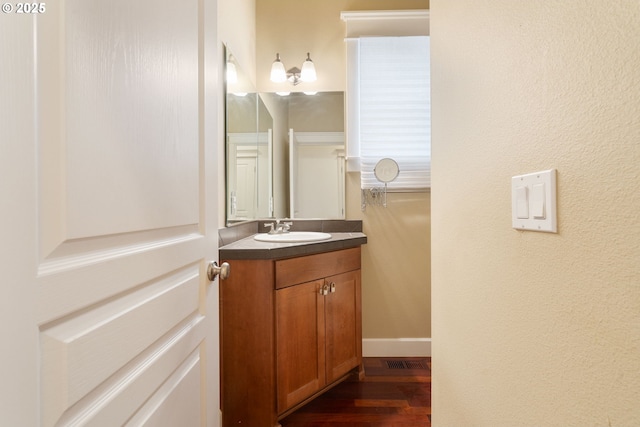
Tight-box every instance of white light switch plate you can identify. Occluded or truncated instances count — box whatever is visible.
[511,169,557,233]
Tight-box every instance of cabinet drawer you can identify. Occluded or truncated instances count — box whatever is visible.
[275,247,361,289]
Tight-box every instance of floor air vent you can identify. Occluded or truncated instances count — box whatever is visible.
[385,359,427,370]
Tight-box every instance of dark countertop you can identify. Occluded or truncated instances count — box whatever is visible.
[219,232,367,260]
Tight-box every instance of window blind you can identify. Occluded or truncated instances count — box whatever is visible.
[358,36,430,190]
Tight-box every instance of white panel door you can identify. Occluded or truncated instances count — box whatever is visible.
[0,1,220,426]
[296,145,345,219]
[235,156,257,220]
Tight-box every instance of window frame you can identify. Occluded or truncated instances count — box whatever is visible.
[341,9,430,191]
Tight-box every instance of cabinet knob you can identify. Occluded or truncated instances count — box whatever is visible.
[207,261,230,281]
[319,283,329,296]
[319,283,336,296]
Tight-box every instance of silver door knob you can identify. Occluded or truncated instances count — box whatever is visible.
[207,261,230,281]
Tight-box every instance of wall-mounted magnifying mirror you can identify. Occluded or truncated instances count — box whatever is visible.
[361,158,400,211]
[374,158,400,183]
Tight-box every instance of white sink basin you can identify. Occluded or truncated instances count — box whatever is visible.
[254,231,332,243]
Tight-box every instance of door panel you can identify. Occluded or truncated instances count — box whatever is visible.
[235,155,257,219]
[325,271,361,383]
[125,348,202,426]
[296,145,344,218]
[68,317,206,426]
[45,0,200,241]
[40,267,200,422]
[1,0,220,425]
[276,280,326,413]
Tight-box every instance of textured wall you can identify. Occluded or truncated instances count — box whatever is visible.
[431,1,640,425]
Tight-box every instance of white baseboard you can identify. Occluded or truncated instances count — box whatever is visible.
[362,338,431,357]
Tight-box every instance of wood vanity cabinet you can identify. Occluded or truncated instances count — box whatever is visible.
[220,246,363,427]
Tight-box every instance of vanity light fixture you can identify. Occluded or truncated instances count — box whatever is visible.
[300,53,317,82]
[270,53,287,82]
[270,52,317,85]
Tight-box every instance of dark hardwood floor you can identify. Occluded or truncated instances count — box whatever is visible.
[279,357,431,427]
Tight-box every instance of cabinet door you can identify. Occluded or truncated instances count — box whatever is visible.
[276,280,326,413]
[325,270,362,383]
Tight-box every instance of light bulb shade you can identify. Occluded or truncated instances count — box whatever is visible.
[300,53,317,82]
[226,61,238,84]
[270,54,287,83]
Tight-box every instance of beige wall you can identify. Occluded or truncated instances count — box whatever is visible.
[256,0,431,343]
[219,0,256,86]
[346,175,431,340]
[431,1,640,425]
[288,92,344,132]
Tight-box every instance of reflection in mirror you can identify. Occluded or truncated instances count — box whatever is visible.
[225,46,273,224]
[286,92,345,219]
[257,95,274,219]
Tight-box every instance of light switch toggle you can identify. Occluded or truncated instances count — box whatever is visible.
[516,186,529,219]
[531,183,545,219]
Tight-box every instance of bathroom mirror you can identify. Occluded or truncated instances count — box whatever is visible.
[224,47,345,224]
[225,46,274,224]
